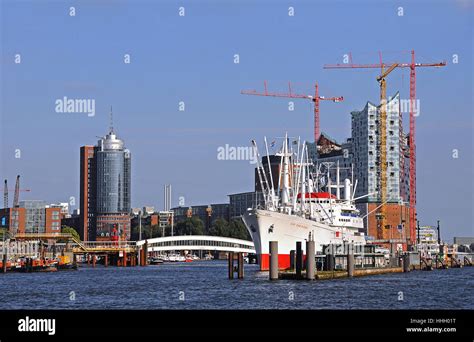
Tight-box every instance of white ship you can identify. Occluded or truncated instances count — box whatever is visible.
[242,134,368,270]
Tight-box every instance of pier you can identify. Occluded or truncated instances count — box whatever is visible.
[269,240,473,281]
[1,233,256,273]
[1,233,140,272]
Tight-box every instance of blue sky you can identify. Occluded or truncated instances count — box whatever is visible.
[1,0,472,240]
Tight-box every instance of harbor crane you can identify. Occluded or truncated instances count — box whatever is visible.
[3,176,30,208]
[324,50,446,245]
[241,81,343,142]
[375,62,398,239]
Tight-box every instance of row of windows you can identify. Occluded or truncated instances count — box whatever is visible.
[150,240,252,249]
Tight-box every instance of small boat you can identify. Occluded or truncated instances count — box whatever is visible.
[149,257,164,265]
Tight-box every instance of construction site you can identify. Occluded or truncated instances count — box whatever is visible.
[242,50,447,255]
[0,175,141,272]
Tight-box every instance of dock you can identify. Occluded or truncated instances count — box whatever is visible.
[279,267,403,280]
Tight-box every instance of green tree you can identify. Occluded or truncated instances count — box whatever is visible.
[209,217,230,237]
[175,217,204,236]
[61,226,80,241]
[228,219,251,241]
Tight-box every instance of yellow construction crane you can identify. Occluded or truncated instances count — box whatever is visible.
[375,63,398,239]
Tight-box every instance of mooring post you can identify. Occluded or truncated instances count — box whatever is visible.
[306,240,315,280]
[403,254,410,272]
[228,252,234,279]
[73,254,77,269]
[238,253,244,279]
[269,241,278,280]
[87,254,90,265]
[290,250,295,270]
[326,246,334,271]
[296,241,303,279]
[26,258,31,272]
[347,244,354,278]
[92,254,96,268]
[104,254,108,267]
[144,241,148,266]
[123,251,127,267]
[2,253,7,273]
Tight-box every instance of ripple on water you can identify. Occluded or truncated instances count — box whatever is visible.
[1,262,473,309]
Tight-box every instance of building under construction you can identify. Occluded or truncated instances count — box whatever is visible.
[312,92,411,249]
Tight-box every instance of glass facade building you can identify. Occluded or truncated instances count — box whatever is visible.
[94,130,132,240]
[20,200,46,233]
[80,127,132,241]
[96,148,131,213]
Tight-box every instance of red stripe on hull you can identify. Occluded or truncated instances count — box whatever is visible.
[259,254,291,271]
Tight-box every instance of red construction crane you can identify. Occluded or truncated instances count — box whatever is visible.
[241,81,343,142]
[324,50,446,245]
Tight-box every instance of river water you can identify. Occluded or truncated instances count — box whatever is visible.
[1,261,473,309]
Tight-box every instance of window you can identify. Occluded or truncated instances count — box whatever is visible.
[51,221,60,231]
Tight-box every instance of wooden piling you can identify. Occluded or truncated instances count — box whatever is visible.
[237,253,244,279]
[269,241,279,280]
[326,253,334,271]
[143,241,148,266]
[92,255,96,268]
[104,254,108,267]
[306,240,315,280]
[290,250,295,270]
[296,241,302,279]
[2,253,7,273]
[228,252,234,279]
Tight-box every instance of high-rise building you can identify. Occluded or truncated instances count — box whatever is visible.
[351,92,408,203]
[310,93,410,242]
[80,145,95,241]
[80,122,131,241]
[350,92,410,241]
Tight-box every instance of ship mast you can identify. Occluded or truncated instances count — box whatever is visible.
[278,133,292,211]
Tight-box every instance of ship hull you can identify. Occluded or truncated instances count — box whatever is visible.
[242,209,365,271]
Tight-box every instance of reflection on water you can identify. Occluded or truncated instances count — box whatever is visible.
[1,261,473,309]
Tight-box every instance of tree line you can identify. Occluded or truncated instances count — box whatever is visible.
[130,217,251,241]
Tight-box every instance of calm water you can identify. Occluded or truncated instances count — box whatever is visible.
[1,261,473,309]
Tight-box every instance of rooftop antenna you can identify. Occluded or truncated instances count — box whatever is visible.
[109,106,114,134]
